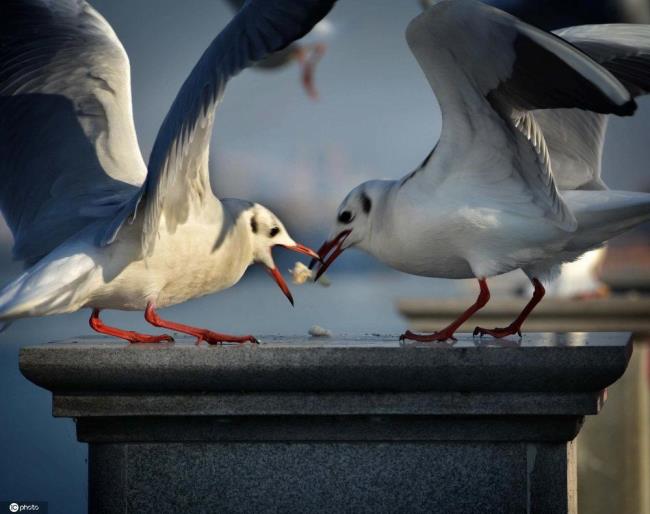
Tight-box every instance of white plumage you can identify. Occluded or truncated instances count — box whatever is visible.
[0,0,331,342]
[315,0,650,341]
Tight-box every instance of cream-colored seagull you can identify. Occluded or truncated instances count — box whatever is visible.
[0,0,337,344]
[314,0,650,341]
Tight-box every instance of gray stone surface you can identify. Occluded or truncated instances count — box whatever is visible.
[90,441,574,514]
[19,332,632,393]
[76,414,586,443]
[18,333,632,514]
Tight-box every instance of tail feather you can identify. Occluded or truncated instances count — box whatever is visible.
[563,190,650,251]
[0,250,98,323]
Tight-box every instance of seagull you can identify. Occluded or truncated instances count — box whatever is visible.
[420,0,648,302]
[0,0,336,344]
[225,0,332,99]
[313,0,650,342]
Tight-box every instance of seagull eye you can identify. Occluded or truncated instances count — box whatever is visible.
[338,211,353,224]
[269,227,280,238]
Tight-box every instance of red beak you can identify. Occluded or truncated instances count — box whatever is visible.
[266,266,294,306]
[266,243,321,305]
[311,230,352,281]
[281,243,320,260]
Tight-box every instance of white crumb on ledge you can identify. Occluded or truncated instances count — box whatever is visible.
[308,325,332,338]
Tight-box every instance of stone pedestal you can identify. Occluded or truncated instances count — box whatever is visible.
[19,333,632,514]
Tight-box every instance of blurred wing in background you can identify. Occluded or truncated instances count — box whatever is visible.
[0,0,147,266]
[128,0,337,256]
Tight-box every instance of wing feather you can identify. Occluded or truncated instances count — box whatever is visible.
[535,24,650,191]
[404,0,636,232]
[0,0,146,265]
[122,0,337,255]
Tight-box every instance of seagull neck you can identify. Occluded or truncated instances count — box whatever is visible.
[220,198,256,258]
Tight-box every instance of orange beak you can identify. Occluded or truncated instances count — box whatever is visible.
[310,230,352,281]
[266,243,321,306]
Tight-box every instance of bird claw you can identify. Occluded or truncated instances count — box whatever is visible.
[128,333,174,344]
[399,329,457,343]
[473,326,522,339]
[195,332,260,346]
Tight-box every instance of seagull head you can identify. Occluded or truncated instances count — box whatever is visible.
[247,203,319,306]
[312,181,385,280]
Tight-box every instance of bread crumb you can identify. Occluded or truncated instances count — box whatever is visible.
[308,325,332,338]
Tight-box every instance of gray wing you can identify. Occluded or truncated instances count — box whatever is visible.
[536,24,650,191]
[119,0,337,256]
[224,0,298,69]
[404,0,635,232]
[0,0,146,265]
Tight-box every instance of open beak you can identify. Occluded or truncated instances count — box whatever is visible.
[310,229,352,281]
[266,266,294,306]
[266,243,321,306]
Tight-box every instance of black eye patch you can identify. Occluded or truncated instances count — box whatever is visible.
[250,216,258,234]
[269,227,280,238]
[338,211,353,224]
[361,193,372,214]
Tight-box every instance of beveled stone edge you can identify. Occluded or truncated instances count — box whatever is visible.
[76,414,586,443]
[53,391,605,417]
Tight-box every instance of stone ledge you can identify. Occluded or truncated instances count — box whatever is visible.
[19,333,632,394]
[19,332,631,514]
[53,391,604,417]
[76,415,586,443]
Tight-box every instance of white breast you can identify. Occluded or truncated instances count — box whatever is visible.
[86,203,253,310]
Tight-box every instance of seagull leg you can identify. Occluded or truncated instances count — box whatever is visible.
[400,278,491,342]
[295,43,326,100]
[474,278,546,338]
[144,303,259,346]
[89,309,173,344]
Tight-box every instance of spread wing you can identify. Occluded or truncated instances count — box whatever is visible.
[0,0,146,265]
[403,0,635,232]
[535,24,650,191]
[117,0,337,256]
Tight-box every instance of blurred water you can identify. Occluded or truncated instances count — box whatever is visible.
[0,270,461,513]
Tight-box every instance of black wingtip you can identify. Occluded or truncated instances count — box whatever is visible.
[614,99,637,117]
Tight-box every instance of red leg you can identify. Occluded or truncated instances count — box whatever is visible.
[400,278,491,342]
[90,309,173,344]
[295,43,326,100]
[474,278,546,338]
[144,303,259,346]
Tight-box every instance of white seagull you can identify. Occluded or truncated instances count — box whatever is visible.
[0,0,336,344]
[314,0,650,341]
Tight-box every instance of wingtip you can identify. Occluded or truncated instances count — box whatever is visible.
[615,99,637,117]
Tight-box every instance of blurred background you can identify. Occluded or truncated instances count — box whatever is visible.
[1,0,649,512]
